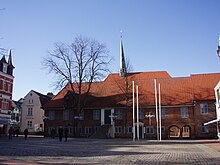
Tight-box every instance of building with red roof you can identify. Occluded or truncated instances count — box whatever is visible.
[43,71,220,139]
[43,37,220,139]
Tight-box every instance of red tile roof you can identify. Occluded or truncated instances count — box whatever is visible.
[43,71,220,109]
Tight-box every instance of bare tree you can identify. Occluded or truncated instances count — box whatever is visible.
[43,36,111,133]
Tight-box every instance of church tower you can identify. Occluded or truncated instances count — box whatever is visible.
[119,32,127,77]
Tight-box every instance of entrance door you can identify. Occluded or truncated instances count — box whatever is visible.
[182,126,190,138]
[135,126,143,139]
[104,110,111,125]
[169,126,180,138]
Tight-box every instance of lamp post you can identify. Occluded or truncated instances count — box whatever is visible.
[145,112,155,126]
[109,113,117,138]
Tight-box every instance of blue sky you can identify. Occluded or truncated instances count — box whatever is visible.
[0,0,220,100]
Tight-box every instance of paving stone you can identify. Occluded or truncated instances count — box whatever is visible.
[0,137,220,164]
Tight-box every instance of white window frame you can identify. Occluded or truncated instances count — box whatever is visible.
[27,107,33,116]
[145,126,154,134]
[139,109,144,120]
[63,110,69,121]
[201,125,209,133]
[3,80,7,91]
[79,110,84,120]
[115,126,122,133]
[3,63,7,73]
[161,108,166,119]
[115,109,123,120]
[48,111,55,120]
[181,107,189,118]
[27,121,32,129]
[127,126,132,133]
[200,103,208,115]
[93,109,100,120]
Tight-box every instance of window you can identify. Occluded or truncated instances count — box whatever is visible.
[85,127,92,134]
[27,108,33,116]
[3,80,7,91]
[181,107,189,118]
[201,125,209,133]
[145,126,154,134]
[115,109,122,120]
[11,113,15,120]
[139,109,144,120]
[161,108,166,119]
[8,84,12,93]
[2,99,9,110]
[115,126,122,133]
[127,126,132,133]
[3,64,7,73]
[48,111,55,120]
[27,121,32,129]
[93,109,100,120]
[79,110,84,120]
[63,110,69,120]
[200,103,208,114]
[161,126,166,134]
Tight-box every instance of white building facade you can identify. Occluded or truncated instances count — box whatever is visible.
[20,90,52,134]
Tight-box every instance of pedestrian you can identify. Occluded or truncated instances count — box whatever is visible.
[8,127,13,140]
[64,127,68,142]
[58,126,63,142]
[24,128,28,139]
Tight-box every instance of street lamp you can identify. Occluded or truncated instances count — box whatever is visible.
[109,113,118,138]
[145,112,155,126]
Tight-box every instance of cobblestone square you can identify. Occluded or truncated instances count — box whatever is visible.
[0,136,220,164]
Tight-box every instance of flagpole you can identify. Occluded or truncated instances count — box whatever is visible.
[159,83,162,141]
[154,79,159,141]
[136,85,139,140]
[132,81,135,141]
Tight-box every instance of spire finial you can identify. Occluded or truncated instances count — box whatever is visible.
[120,30,123,39]
[218,37,220,46]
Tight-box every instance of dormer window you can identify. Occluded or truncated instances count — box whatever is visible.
[3,63,7,73]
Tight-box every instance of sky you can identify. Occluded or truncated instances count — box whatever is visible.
[0,0,220,101]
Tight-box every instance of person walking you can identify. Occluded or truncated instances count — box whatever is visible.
[58,126,63,142]
[24,128,28,139]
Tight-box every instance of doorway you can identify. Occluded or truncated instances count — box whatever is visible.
[182,125,191,138]
[169,125,180,138]
[104,110,111,125]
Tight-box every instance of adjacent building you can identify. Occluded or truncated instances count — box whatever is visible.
[20,90,52,134]
[10,98,24,129]
[0,50,14,136]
